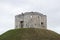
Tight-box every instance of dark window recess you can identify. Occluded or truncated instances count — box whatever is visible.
[20,21,24,28]
[41,22,44,25]
[20,21,23,23]
[26,24,27,26]
[35,24,36,25]
[38,16,39,18]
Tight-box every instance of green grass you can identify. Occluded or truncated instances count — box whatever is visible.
[0,28,60,40]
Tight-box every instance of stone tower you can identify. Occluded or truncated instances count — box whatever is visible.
[15,12,47,29]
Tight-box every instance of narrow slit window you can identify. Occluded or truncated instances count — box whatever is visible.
[38,16,39,18]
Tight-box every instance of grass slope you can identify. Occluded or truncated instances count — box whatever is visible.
[0,28,60,40]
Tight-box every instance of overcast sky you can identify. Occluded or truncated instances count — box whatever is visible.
[0,0,60,35]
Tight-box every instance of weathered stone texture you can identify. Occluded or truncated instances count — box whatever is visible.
[15,12,47,29]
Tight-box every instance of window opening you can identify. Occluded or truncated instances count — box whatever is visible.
[20,21,24,28]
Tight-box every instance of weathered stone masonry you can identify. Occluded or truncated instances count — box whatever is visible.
[15,12,47,29]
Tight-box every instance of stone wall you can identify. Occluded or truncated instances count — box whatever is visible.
[15,12,47,29]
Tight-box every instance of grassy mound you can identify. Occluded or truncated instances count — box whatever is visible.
[0,28,60,40]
